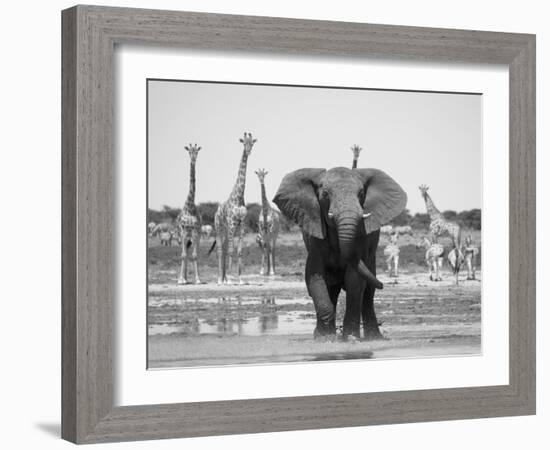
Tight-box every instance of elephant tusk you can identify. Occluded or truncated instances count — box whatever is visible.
[363,212,372,219]
[328,212,334,219]
[357,260,383,289]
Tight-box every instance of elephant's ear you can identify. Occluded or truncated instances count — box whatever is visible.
[273,168,326,239]
[356,168,407,235]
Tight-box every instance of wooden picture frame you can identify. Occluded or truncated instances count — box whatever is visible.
[62,5,536,444]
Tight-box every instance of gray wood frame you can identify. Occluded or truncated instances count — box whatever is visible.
[62,5,536,444]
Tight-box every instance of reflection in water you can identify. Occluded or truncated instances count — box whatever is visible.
[259,313,279,333]
[149,295,318,337]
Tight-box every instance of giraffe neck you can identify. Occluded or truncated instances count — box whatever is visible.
[183,159,196,211]
[422,192,441,218]
[260,182,270,225]
[229,151,248,204]
[352,158,358,169]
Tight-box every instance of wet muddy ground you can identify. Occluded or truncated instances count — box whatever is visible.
[148,232,482,368]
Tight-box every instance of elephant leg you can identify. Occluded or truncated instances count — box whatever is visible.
[362,283,382,340]
[306,260,335,338]
[343,268,364,339]
[359,235,383,340]
[327,284,341,308]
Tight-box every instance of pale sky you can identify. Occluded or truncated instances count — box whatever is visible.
[148,80,482,214]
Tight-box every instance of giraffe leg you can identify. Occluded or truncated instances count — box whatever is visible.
[191,229,201,284]
[394,255,399,278]
[236,224,245,285]
[216,233,224,285]
[269,234,277,276]
[226,228,235,285]
[259,242,265,276]
[264,235,272,276]
[177,230,188,285]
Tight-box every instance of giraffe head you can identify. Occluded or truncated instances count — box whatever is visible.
[418,184,430,198]
[184,143,201,161]
[239,132,257,155]
[351,144,362,159]
[255,168,268,183]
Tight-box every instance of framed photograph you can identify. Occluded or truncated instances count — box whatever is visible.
[62,5,535,444]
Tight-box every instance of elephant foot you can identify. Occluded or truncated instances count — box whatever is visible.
[314,322,336,340]
[314,333,337,343]
[341,332,361,343]
[362,322,385,341]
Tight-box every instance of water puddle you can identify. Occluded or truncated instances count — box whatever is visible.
[149,311,316,336]
[149,296,311,308]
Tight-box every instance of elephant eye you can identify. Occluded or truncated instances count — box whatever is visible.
[321,190,329,199]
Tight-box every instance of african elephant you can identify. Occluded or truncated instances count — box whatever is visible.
[273,167,407,340]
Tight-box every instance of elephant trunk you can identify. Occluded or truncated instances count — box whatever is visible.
[336,213,360,262]
[336,212,383,290]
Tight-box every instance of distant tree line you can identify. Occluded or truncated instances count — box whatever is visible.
[148,203,296,233]
[391,208,481,230]
[148,205,481,232]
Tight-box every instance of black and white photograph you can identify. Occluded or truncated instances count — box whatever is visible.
[147,79,482,368]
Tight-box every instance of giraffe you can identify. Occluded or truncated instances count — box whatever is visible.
[416,235,445,281]
[447,247,465,285]
[176,143,202,285]
[255,169,280,276]
[463,234,479,280]
[350,144,362,169]
[383,231,400,278]
[418,184,462,249]
[213,132,257,284]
